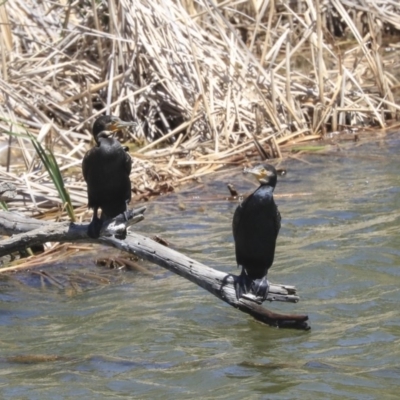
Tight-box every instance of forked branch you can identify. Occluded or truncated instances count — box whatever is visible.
[0,210,309,330]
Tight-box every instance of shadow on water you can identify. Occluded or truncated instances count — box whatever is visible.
[1,132,400,399]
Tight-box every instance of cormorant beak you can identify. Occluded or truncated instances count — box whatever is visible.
[244,165,272,180]
[109,119,137,132]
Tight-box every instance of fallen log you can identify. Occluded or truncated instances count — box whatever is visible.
[0,209,309,330]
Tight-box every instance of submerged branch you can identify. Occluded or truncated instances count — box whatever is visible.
[0,210,309,330]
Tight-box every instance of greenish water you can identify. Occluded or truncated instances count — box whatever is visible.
[1,133,400,399]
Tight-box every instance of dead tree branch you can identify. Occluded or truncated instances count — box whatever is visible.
[0,210,309,330]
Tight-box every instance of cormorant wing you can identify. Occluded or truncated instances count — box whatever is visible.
[232,194,250,241]
[274,207,282,236]
[82,150,92,182]
[124,150,132,175]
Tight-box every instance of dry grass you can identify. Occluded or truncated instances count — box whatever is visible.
[0,0,400,220]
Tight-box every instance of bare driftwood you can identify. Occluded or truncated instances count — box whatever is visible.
[0,210,309,330]
[0,182,17,201]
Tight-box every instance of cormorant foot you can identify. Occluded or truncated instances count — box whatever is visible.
[115,229,127,240]
[234,270,252,300]
[101,213,128,239]
[88,218,103,239]
[251,276,270,300]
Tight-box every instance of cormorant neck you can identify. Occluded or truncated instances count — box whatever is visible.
[96,131,112,145]
[259,176,277,188]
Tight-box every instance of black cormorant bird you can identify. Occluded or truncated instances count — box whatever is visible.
[82,115,135,238]
[232,163,281,300]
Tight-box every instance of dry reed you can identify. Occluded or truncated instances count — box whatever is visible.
[0,0,399,220]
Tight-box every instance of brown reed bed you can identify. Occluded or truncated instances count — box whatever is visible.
[0,0,400,222]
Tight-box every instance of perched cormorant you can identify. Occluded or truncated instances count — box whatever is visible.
[82,115,135,238]
[232,163,281,300]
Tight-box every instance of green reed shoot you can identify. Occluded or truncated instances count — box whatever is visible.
[30,135,76,222]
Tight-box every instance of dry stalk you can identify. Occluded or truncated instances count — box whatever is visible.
[0,0,398,219]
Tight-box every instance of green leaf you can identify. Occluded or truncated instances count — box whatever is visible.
[29,134,76,222]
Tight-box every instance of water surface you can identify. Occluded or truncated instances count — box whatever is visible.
[0,133,400,399]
